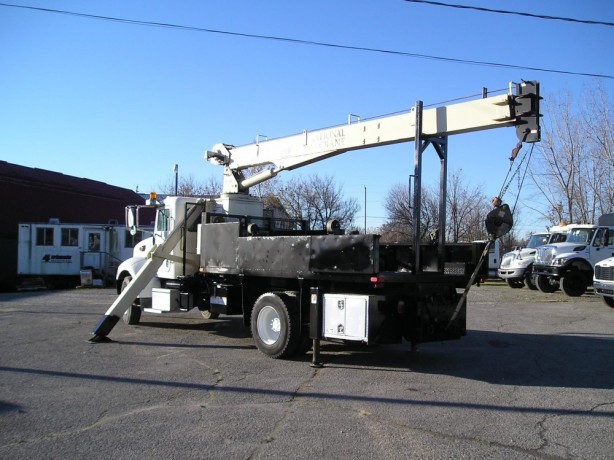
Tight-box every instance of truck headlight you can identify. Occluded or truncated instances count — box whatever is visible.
[552,257,567,266]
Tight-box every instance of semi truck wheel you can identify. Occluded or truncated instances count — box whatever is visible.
[536,275,558,293]
[560,270,587,297]
[505,278,524,289]
[120,275,142,325]
[251,293,301,359]
[603,296,614,308]
[524,269,538,290]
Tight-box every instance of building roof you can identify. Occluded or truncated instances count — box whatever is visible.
[1,160,145,238]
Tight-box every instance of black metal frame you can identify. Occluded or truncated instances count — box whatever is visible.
[412,101,449,274]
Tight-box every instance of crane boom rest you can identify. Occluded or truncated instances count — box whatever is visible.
[91,81,540,362]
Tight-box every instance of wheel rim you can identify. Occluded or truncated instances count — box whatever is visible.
[257,305,281,345]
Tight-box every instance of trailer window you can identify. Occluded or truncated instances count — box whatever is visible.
[61,228,79,246]
[36,227,54,246]
[88,233,101,252]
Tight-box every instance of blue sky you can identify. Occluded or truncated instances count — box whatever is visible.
[1,1,613,235]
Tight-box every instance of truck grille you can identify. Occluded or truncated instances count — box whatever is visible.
[500,253,515,268]
[535,247,554,265]
[595,265,614,281]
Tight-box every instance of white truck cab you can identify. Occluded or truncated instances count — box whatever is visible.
[533,214,614,297]
[593,256,614,308]
[498,228,568,289]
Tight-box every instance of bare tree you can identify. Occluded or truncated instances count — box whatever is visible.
[380,183,438,243]
[272,174,359,230]
[529,85,614,225]
[158,174,221,197]
[381,169,490,243]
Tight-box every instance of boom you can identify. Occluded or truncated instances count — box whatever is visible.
[207,82,540,193]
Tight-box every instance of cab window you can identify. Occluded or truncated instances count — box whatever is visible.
[157,209,171,232]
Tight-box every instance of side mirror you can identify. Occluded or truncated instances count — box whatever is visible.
[126,206,137,236]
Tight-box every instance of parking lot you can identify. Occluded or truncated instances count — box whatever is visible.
[0,284,612,459]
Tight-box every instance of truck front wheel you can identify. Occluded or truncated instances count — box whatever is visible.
[536,275,558,293]
[603,296,614,308]
[560,270,587,297]
[120,275,142,325]
[251,293,301,359]
[524,266,538,290]
[505,278,524,289]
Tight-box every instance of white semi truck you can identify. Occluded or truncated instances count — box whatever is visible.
[593,257,614,308]
[533,214,614,296]
[90,81,541,360]
[498,227,568,289]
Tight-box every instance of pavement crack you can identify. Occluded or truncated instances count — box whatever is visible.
[246,367,321,459]
[0,405,164,450]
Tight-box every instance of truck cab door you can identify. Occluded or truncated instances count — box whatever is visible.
[591,228,614,266]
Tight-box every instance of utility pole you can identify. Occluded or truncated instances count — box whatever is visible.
[173,164,179,196]
[364,186,367,234]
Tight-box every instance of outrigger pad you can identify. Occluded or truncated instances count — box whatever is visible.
[88,335,114,344]
[485,203,513,238]
[89,315,120,342]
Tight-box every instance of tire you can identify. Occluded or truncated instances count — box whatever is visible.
[603,296,614,308]
[560,270,587,297]
[251,292,302,359]
[523,265,538,290]
[120,275,142,325]
[524,273,538,290]
[201,310,220,320]
[505,278,524,289]
[536,275,559,293]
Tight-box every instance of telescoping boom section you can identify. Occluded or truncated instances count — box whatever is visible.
[207,81,540,194]
[91,81,541,361]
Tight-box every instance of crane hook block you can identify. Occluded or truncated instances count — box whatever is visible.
[485,203,513,239]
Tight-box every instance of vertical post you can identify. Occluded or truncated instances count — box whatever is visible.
[413,101,423,273]
[437,138,448,272]
[309,287,323,368]
[364,186,367,234]
[173,164,179,196]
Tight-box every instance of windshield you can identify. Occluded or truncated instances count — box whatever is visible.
[549,232,567,243]
[526,233,550,248]
[566,228,595,244]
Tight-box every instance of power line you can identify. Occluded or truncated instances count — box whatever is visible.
[1,2,612,79]
[401,0,614,27]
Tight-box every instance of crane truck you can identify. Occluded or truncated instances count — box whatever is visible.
[90,81,541,361]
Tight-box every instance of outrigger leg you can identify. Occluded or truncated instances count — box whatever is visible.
[88,200,207,343]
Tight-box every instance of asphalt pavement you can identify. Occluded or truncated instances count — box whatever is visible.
[0,284,612,459]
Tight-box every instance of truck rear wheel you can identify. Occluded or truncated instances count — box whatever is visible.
[560,270,587,297]
[120,275,142,325]
[536,275,558,293]
[251,293,301,359]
